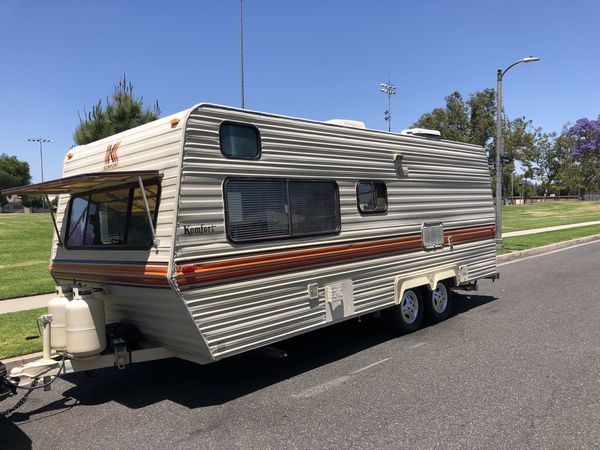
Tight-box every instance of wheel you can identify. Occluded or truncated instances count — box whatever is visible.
[385,288,423,333]
[424,280,452,322]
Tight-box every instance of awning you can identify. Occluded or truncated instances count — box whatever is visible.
[1,171,161,196]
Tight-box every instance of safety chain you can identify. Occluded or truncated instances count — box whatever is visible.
[0,379,38,418]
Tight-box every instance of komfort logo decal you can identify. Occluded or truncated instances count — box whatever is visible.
[103,141,121,171]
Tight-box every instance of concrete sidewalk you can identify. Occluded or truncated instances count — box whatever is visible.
[503,220,600,238]
[0,293,53,314]
[1,220,600,315]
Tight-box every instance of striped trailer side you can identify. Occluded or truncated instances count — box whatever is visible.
[173,104,496,360]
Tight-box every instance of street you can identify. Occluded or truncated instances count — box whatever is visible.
[2,242,600,449]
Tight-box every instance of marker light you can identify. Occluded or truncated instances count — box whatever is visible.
[66,152,74,159]
[170,118,180,127]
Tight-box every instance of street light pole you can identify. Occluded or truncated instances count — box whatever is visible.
[27,137,53,210]
[494,56,540,246]
[380,75,396,132]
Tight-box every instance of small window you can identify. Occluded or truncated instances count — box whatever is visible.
[65,181,160,250]
[225,178,340,243]
[357,181,387,214]
[219,122,261,159]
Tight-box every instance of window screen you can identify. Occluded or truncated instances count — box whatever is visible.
[65,181,160,249]
[225,178,340,243]
[220,122,261,159]
[357,181,387,213]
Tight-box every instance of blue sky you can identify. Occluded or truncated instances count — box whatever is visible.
[2,0,599,182]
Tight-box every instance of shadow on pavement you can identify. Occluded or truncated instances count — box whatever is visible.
[7,292,497,420]
[0,417,33,449]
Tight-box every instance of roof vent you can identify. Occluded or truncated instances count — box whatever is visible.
[400,128,441,140]
[326,119,366,129]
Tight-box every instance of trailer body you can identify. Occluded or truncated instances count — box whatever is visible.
[3,104,497,366]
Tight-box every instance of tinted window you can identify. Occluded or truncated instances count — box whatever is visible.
[226,179,289,242]
[66,181,160,249]
[225,179,340,243]
[289,181,339,236]
[220,122,261,159]
[357,181,387,213]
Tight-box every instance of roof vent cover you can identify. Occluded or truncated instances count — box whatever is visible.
[326,119,366,129]
[400,128,441,140]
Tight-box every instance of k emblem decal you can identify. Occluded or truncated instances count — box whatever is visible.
[103,141,121,170]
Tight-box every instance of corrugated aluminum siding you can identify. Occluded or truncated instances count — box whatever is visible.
[50,112,208,357]
[176,105,496,360]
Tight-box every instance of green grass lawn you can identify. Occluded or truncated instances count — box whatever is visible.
[0,214,55,300]
[0,307,46,359]
[502,201,600,232]
[498,224,600,255]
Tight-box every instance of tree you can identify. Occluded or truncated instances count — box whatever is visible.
[568,116,600,161]
[567,116,600,193]
[412,89,496,146]
[0,153,31,206]
[74,74,160,145]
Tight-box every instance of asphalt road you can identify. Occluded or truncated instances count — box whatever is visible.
[2,242,600,449]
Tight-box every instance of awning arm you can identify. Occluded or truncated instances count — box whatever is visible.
[45,194,63,247]
[137,176,159,249]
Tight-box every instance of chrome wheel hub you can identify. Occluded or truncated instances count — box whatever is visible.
[401,291,419,324]
[432,283,448,314]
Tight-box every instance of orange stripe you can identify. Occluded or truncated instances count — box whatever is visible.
[175,225,495,289]
[50,262,170,287]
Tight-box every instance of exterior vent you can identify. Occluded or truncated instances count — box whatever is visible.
[326,119,366,129]
[400,128,441,140]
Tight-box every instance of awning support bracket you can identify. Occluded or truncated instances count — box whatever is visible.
[45,194,63,247]
[137,176,159,249]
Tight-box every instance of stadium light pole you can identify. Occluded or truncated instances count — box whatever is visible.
[380,76,396,132]
[495,56,540,246]
[27,137,53,210]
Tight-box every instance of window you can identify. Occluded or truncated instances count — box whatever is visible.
[357,181,387,214]
[65,181,160,249]
[225,178,340,243]
[219,122,261,159]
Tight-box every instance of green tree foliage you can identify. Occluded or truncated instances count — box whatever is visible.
[412,89,496,146]
[0,154,31,206]
[74,75,160,145]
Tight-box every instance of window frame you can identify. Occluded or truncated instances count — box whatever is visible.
[64,179,161,251]
[223,177,341,244]
[219,121,262,160]
[356,180,388,214]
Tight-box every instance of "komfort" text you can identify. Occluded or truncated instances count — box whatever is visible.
[183,224,216,235]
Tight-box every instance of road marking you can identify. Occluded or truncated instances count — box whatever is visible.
[292,376,350,398]
[409,342,427,349]
[498,239,600,267]
[293,357,393,398]
[351,357,392,374]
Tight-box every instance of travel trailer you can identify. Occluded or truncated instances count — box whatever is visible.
[1,103,497,396]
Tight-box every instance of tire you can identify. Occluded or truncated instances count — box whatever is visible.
[385,288,423,333]
[424,280,452,322]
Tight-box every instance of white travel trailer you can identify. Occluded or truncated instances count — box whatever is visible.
[1,104,497,392]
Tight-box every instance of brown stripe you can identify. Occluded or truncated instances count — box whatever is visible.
[175,225,495,290]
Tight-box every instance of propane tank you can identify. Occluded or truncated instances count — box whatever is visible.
[66,288,106,358]
[47,286,72,351]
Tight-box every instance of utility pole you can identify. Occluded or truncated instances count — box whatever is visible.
[240,0,245,109]
[380,75,396,132]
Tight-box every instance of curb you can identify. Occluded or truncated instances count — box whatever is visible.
[3,234,600,369]
[497,233,600,264]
